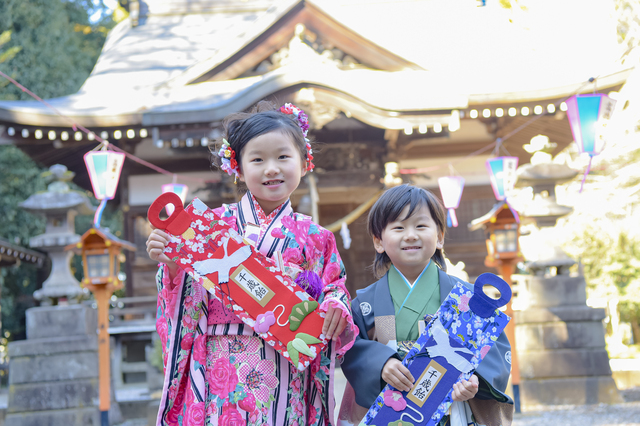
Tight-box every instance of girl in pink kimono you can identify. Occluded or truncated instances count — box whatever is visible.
[146,101,357,426]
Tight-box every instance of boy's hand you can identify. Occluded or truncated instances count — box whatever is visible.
[322,305,348,340]
[451,374,479,401]
[382,357,414,392]
[146,228,179,278]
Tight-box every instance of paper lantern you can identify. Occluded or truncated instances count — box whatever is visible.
[486,157,518,201]
[84,150,125,226]
[84,150,125,200]
[437,176,465,227]
[161,183,189,215]
[565,94,616,191]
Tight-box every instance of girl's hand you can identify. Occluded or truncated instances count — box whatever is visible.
[146,228,179,279]
[322,304,348,340]
[382,357,414,392]
[451,374,479,402]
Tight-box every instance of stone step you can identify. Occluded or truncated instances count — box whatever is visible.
[515,321,606,350]
[520,376,623,407]
[518,348,612,379]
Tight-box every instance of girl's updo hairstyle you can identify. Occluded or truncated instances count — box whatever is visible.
[211,100,309,173]
[367,184,447,278]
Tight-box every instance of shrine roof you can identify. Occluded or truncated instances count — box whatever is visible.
[0,0,631,128]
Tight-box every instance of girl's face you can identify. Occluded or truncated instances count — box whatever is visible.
[238,130,306,215]
[373,204,443,282]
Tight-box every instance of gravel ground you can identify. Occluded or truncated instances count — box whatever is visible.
[513,388,640,426]
[115,388,640,426]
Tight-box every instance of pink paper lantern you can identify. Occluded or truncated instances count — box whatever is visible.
[161,183,189,215]
[438,176,465,227]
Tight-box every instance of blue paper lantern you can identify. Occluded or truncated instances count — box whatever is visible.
[485,156,518,201]
[565,94,616,191]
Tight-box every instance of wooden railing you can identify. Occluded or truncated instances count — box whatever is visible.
[108,296,158,388]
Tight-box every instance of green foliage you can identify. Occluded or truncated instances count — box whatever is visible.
[0,0,114,99]
[0,146,47,340]
[0,146,46,245]
[0,0,115,342]
[0,30,22,64]
[564,227,640,338]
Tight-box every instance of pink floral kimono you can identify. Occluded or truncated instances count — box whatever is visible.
[155,193,357,426]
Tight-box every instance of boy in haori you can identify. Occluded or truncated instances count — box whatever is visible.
[338,184,513,426]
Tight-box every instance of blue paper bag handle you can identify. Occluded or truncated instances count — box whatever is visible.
[468,273,512,318]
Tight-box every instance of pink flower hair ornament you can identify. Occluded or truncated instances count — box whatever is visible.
[280,103,315,172]
[217,138,240,183]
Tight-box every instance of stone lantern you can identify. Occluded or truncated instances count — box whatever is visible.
[7,164,122,426]
[513,145,622,408]
[19,164,94,304]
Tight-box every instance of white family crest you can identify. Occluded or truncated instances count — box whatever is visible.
[360,302,372,316]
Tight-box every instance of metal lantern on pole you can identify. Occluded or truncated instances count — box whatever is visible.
[84,150,126,226]
[437,176,465,227]
[82,147,129,425]
[66,228,134,426]
[161,183,189,216]
[486,156,518,201]
[565,93,616,192]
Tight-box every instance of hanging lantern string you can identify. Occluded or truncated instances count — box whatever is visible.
[94,199,108,227]
[400,139,498,175]
[0,70,80,132]
[101,142,217,184]
[0,71,218,185]
[580,157,593,192]
[0,70,602,184]
[400,76,600,175]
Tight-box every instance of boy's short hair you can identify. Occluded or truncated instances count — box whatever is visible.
[367,184,447,278]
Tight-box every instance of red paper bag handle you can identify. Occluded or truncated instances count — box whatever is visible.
[147,192,191,235]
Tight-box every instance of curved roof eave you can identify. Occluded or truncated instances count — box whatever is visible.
[0,66,465,128]
[467,67,633,105]
[141,66,468,127]
[0,66,631,129]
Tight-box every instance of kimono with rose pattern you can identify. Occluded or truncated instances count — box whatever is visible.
[155,193,357,426]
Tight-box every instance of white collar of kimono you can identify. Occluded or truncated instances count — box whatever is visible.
[237,192,293,258]
[394,262,431,289]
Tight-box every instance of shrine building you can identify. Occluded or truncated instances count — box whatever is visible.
[0,0,630,297]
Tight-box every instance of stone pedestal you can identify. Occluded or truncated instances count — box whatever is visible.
[515,274,623,407]
[5,304,120,426]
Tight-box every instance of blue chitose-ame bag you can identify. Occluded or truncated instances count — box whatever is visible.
[361,273,512,426]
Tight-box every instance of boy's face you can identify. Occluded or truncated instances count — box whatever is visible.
[373,204,443,282]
